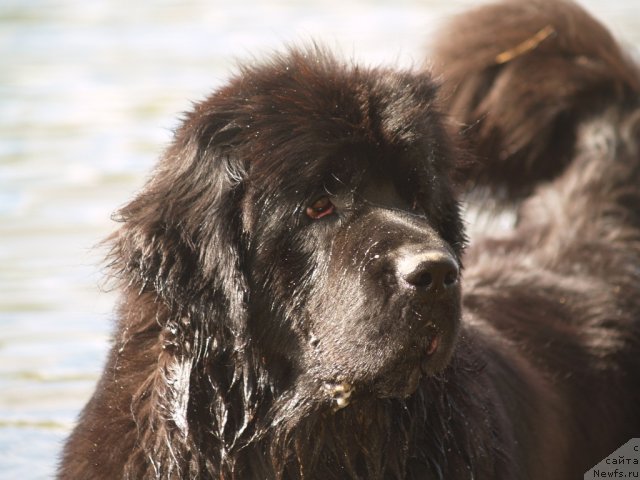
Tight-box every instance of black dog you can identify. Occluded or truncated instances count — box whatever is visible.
[59,48,467,479]
[59,1,640,478]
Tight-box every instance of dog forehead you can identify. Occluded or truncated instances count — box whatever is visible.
[191,48,451,207]
[222,48,441,149]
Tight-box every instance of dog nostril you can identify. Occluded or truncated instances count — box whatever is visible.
[444,269,458,286]
[398,250,459,292]
[406,270,433,288]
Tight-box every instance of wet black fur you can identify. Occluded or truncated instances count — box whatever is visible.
[60,1,640,478]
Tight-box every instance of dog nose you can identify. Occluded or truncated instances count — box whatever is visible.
[397,250,459,294]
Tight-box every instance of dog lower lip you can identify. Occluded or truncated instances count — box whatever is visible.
[419,335,441,375]
[426,335,440,355]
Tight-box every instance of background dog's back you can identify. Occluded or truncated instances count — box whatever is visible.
[435,0,640,476]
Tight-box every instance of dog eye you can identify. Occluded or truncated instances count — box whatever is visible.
[306,196,335,219]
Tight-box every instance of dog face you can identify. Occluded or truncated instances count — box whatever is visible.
[248,174,462,401]
[227,51,466,401]
[113,48,465,408]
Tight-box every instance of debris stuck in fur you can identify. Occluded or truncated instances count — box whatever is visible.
[323,381,354,411]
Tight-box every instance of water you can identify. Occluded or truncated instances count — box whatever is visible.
[1,1,638,477]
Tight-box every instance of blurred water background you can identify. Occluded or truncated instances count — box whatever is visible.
[1,0,638,477]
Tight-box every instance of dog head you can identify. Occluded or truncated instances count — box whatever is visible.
[112,47,465,407]
[231,49,465,401]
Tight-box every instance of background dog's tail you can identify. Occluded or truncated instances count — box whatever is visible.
[430,0,640,201]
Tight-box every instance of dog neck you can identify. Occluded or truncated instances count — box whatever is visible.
[114,292,518,479]
[220,335,512,479]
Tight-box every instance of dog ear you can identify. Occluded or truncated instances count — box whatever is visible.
[108,101,249,326]
[85,101,255,477]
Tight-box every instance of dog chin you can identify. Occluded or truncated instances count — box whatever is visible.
[319,335,458,409]
[374,330,459,399]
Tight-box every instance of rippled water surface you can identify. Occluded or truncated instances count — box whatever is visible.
[1,0,638,477]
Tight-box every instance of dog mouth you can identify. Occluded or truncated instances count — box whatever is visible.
[381,328,455,399]
[321,335,442,409]
[421,334,441,369]
[315,300,460,408]
[320,332,450,410]
[426,334,440,356]
[369,332,448,401]
[405,334,443,395]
